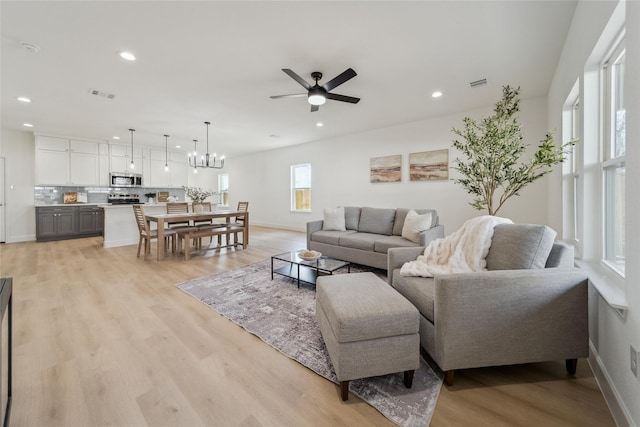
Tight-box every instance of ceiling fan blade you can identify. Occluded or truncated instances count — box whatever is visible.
[326,93,360,104]
[282,69,312,90]
[270,93,307,99]
[311,104,320,112]
[322,68,357,92]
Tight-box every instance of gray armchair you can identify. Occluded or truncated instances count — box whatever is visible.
[388,224,589,385]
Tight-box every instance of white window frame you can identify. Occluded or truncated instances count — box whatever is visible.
[290,163,311,212]
[218,173,229,207]
[601,38,625,277]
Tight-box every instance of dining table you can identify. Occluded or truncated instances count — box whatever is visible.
[145,209,249,261]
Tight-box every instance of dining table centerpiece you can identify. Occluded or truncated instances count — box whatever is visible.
[182,186,217,205]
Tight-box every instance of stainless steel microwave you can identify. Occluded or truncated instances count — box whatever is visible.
[110,173,143,187]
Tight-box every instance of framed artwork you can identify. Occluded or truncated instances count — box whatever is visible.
[409,149,449,181]
[370,155,402,183]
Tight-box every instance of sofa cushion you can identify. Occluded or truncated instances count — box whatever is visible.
[401,210,433,243]
[322,206,346,231]
[311,230,356,245]
[358,207,396,235]
[344,206,362,231]
[393,208,437,235]
[339,232,379,251]
[391,270,435,323]
[486,224,557,270]
[374,235,420,254]
[545,241,575,268]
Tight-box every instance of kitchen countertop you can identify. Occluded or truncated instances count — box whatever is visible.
[35,203,110,207]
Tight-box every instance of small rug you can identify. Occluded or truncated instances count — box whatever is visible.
[177,259,443,427]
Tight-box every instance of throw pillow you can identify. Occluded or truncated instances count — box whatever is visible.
[401,210,433,243]
[322,206,346,231]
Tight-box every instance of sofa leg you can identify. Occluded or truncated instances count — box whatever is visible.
[444,370,455,386]
[566,358,578,375]
[404,370,415,388]
[340,381,349,401]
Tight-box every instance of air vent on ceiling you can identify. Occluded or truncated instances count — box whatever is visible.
[88,88,116,99]
[470,78,488,88]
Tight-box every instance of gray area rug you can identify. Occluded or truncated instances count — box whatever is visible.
[177,259,443,427]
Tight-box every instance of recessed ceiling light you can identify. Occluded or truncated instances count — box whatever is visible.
[17,96,31,103]
[23,123,34,128]
[432,91,443,98]
[175,145,181,149]
[113,136,120,140]
[316,122,324,127]
[119,51,136,61]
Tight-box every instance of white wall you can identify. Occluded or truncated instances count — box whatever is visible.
[226,95,551,234]
[0,129,36,242]
[547,1,640,425]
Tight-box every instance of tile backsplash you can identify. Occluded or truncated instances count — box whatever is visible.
[34,186,185,205]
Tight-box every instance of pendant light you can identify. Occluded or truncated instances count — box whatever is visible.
[164,134,169,172]
[129,128,135,170]
[191,140,199,174]
[188,121,225,169]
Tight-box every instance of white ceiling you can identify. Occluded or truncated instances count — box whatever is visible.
[1,1,577,158]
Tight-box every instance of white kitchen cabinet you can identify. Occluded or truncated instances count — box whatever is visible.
[110,144,143,173]
[36,136,101,185]
[98,143,109,186]
[148,149,188,187]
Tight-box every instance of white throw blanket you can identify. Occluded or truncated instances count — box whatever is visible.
[400,215,513,277]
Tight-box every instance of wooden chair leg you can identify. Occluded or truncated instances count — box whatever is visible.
[444,370,455,386]
[566,359,578,375]
[137,237,143,258]
[340,381,349,401]
[404,370,415,388]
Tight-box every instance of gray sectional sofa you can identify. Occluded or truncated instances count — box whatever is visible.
[387,223,589,385]
[306,207,444,270]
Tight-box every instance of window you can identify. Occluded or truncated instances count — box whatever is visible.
[571,99,581,244]
[291,164,311,212]
[218,173,229,207]
[602,40,625,275]
[563,95,581,250]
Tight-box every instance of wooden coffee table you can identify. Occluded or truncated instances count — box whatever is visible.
[271,251,351,288]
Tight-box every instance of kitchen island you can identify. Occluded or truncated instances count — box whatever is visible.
[102,204,168,248]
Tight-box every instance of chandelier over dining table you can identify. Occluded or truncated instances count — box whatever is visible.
[189,121,225,170]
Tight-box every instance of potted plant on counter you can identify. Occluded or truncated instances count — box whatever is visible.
[144,192,156,204]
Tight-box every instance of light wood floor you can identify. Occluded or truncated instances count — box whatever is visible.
[0,226,615,426]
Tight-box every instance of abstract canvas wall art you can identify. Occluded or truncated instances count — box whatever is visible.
[409,149,448,181]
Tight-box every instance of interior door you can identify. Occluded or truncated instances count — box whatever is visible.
[0,158,5,243]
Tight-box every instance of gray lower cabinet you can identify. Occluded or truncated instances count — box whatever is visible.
[36,205,103,242]
[78,206,104,234]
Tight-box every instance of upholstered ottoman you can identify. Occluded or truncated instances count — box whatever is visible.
[316,272,420,401]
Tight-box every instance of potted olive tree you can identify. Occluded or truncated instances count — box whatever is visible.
[452,85,575,216]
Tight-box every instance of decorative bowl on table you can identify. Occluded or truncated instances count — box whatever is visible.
[298,250,322,261]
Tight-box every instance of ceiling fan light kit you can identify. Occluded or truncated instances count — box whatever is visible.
[271,68,360,112]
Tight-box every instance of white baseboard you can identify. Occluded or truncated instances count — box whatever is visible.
[589,341,636,427]
[251,222,305,233]
[6,234,36,243]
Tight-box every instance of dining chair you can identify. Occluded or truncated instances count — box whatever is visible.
[192,201,220,246]
[132,204,177,259]
[166,202,192,230]
[231,201,249,247]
